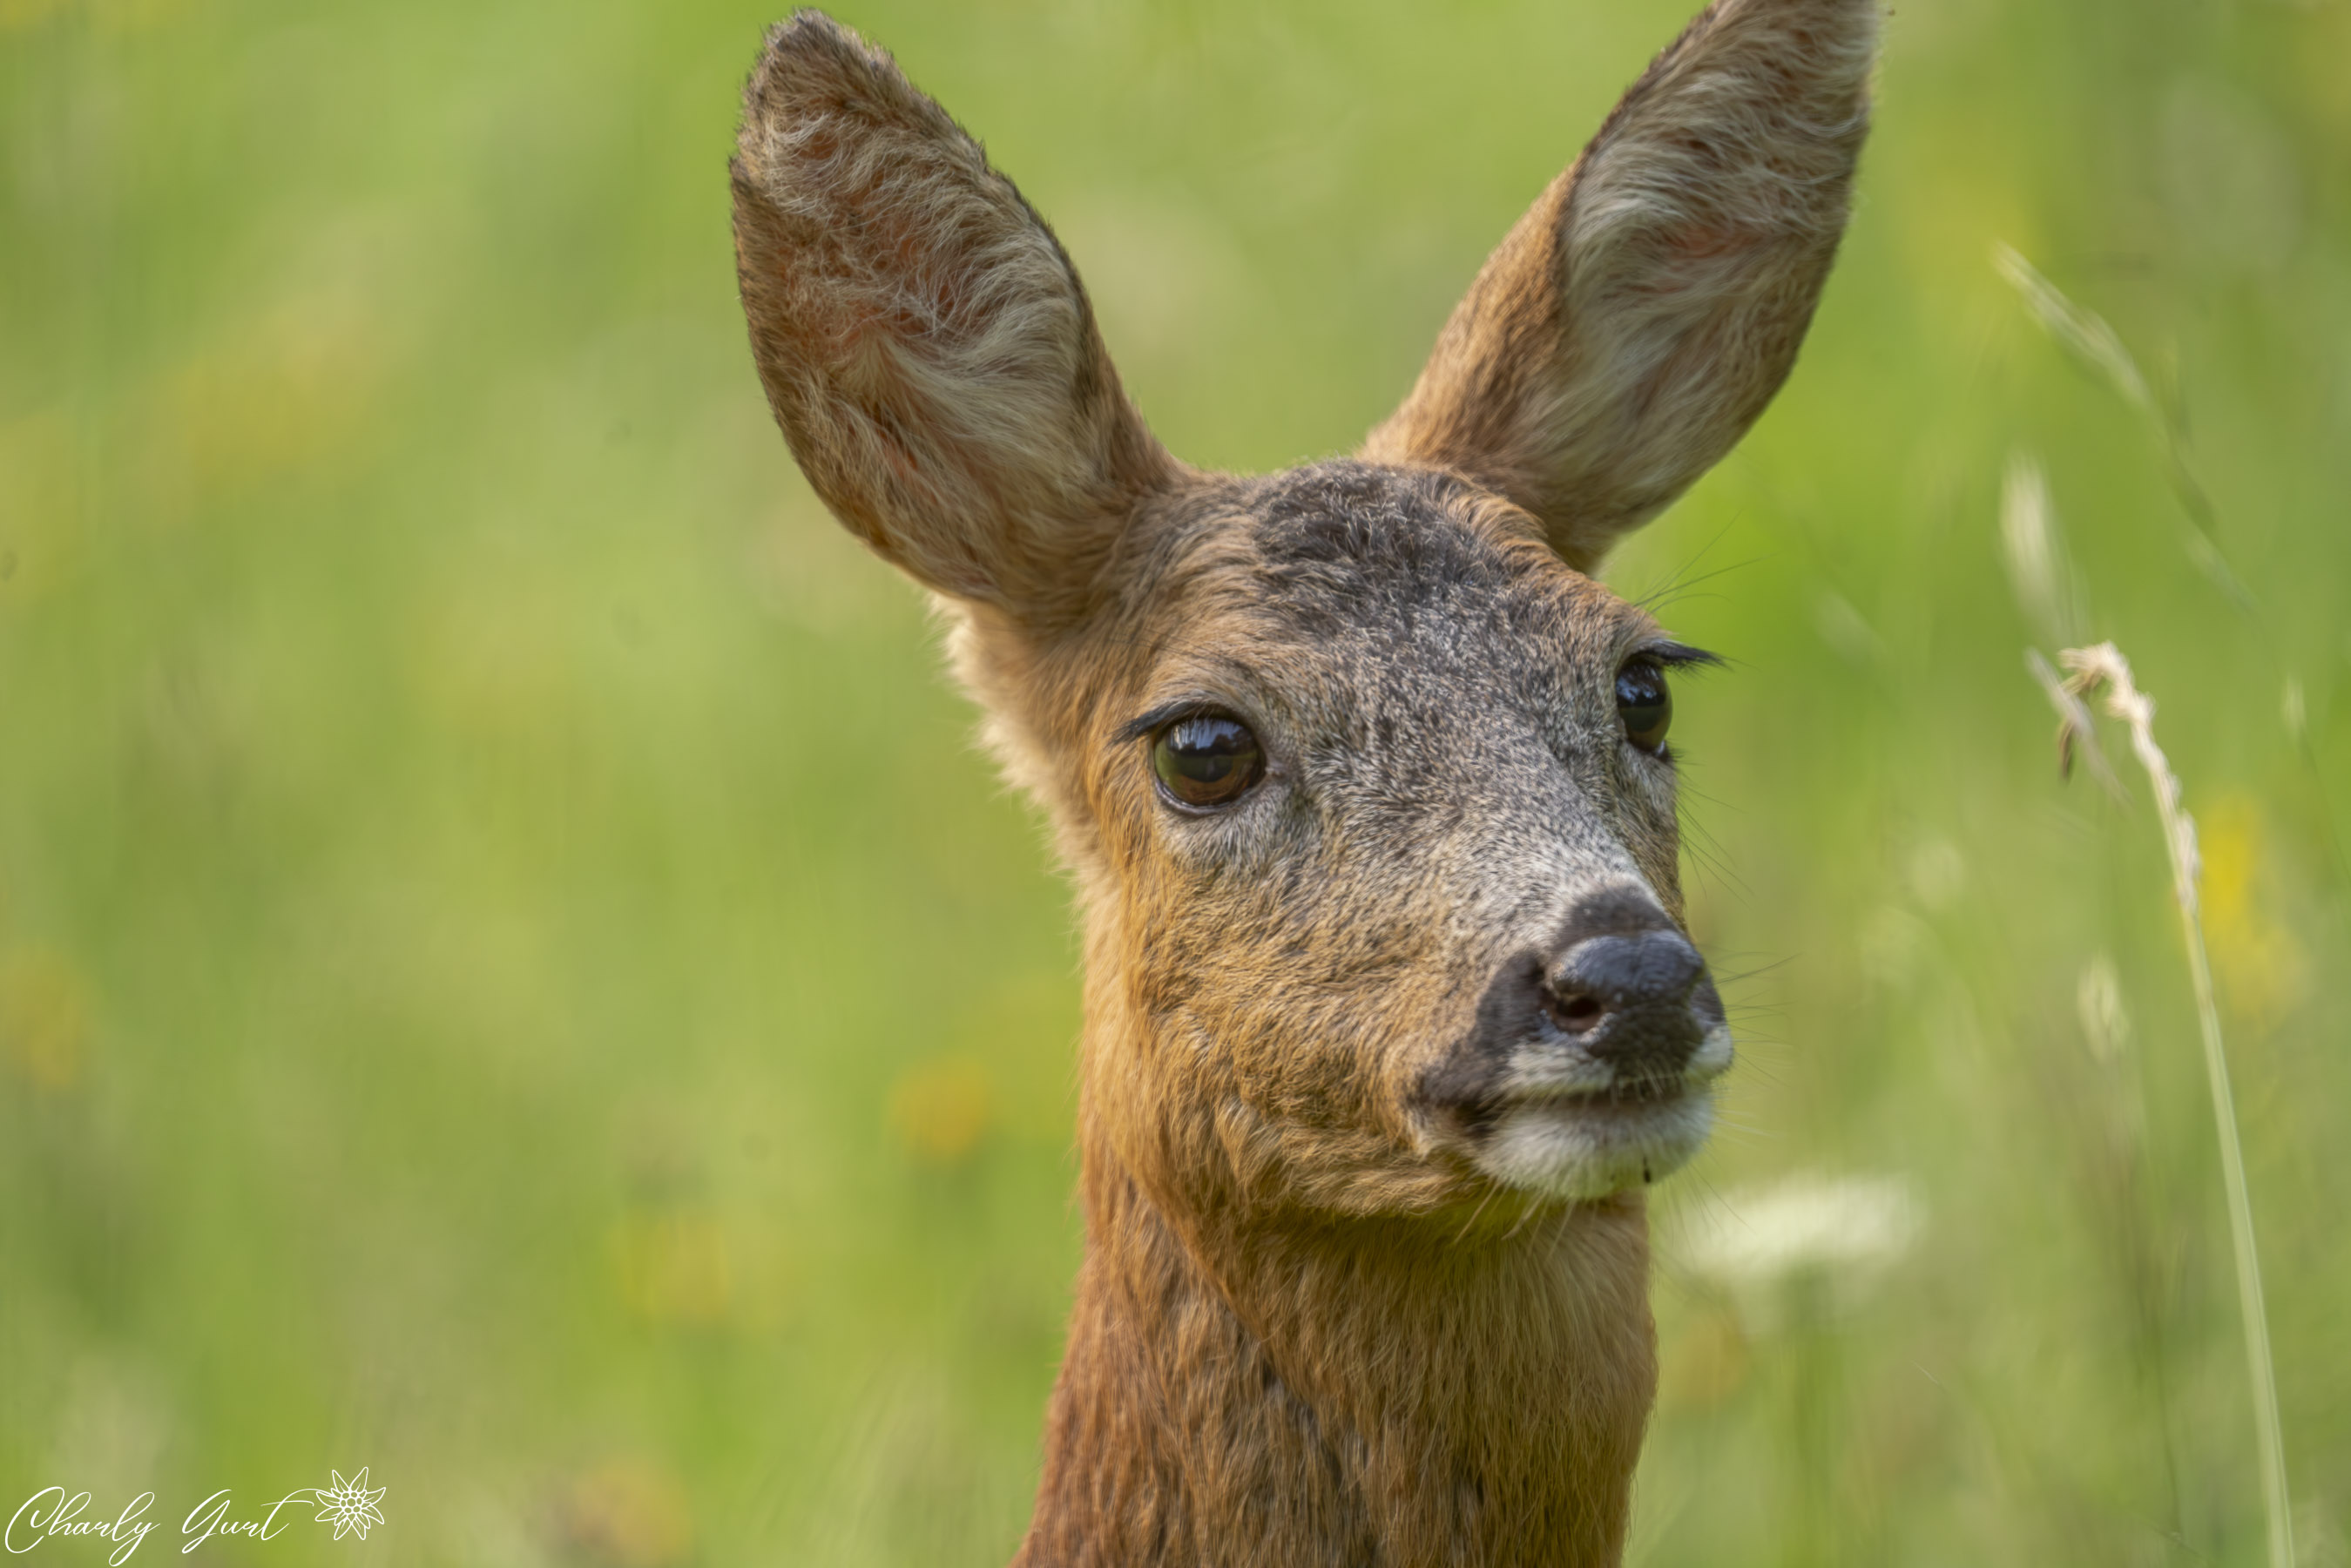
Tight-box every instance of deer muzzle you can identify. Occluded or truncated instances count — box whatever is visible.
[1419,889,1733,1199]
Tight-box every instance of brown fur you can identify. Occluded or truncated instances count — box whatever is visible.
[731,4,1875,1563]
[730,15,1174,621]
[1362,0,1876,570]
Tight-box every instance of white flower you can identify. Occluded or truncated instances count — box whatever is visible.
[1671,1172,1924,1328]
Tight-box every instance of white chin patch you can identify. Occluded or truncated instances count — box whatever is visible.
[1474,1089,1715,1202]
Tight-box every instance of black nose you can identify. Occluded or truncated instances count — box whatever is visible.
[1418,889,1726,1123]
[1538,892,1719,1073]
[1545,928,1702,1023]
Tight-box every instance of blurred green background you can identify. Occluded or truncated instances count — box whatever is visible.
[3,0,2348,1563]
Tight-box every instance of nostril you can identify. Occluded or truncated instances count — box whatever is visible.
[1549,929,1704,1011]
[1548,990,1604,1035]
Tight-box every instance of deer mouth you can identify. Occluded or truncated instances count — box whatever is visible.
[1571,1075,1696,1108]
[1436,1018,1734,1200]
[1472,1076,1719,1200]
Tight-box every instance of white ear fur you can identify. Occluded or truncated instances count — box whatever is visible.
[1364,0,1877,571]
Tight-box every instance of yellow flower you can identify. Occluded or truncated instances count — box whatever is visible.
[2199,794,2308,1022]
[0,946,91,1092]
[888,1056,994,1166]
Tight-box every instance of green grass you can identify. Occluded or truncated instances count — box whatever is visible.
[3,0,2348,1563]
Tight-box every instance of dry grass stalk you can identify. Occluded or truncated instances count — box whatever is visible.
[1993,245,2253,612]
[1992,245,2152,414]
[2043,640,2294,1568]
[1997,241,2351,889]
[2026,648,2121,800]
[1999,455,2082,649]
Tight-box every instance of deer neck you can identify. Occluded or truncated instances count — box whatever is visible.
[1015,1125,1658,1567]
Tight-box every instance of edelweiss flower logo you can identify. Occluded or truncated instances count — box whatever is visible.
[311,1469,387,1542]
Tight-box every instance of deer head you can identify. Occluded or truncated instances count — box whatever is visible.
[733,2,1873,1558]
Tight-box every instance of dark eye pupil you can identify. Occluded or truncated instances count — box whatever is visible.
[1152,716,1264,808]
[1615,663,1672,751]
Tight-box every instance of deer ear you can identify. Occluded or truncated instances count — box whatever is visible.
[732,12,1172,622]
[1362,0,1876,572]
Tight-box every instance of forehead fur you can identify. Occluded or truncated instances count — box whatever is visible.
[1117,461,1659,718]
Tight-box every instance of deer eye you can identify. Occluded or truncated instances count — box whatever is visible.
[1152,714,1265,809]
[1615,661,1672,752]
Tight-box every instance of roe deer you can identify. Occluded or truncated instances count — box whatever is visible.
[731,1,1874,1560]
